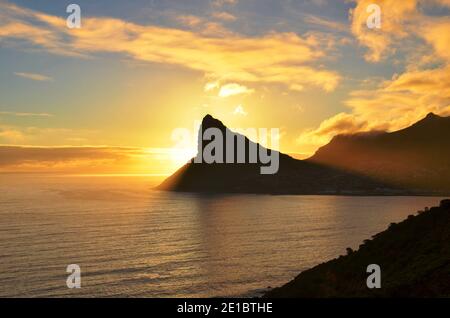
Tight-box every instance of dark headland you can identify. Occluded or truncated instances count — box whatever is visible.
[158,113,450,195]
[264,199,450,298]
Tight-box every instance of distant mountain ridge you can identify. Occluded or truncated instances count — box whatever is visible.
[309,112,450,192]
[158,113,450,195]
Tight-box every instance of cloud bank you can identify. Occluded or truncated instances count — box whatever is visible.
[0,1,341,92]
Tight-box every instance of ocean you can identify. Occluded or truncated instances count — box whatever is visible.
[0,174,444,297]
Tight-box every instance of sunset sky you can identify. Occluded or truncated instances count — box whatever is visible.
[1,0,449,175]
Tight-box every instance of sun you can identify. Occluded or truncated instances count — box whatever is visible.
[169,147,197,167]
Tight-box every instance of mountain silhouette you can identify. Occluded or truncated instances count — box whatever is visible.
[309,112,450,192]
[159,113,450,194]
[264,199,450,297]
[158,115,404,194]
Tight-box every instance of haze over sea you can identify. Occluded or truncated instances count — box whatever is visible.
[0,174,444,297]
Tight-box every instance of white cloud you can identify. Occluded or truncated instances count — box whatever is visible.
[218,83,254,97]
[14,72,52,81]
[212,12,237,21]
[233,105,247,116]
[0,111,53,117]
[212,0,238,8]
[204,81,220,92]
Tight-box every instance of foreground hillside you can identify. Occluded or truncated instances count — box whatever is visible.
[265,199,450,297]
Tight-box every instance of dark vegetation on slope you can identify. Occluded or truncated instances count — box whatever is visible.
[264,199,450,298]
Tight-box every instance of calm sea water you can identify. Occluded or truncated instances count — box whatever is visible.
[0,174,445,297]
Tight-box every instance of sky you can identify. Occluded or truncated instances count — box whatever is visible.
[0,0,449,175]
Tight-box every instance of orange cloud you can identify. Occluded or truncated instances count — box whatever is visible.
[350,0,419,62]
[296,0,450,155]
[296,113,369,153]
[345,64,450,131]
[0,1,341,92]
[350,0,450,63]
[0,128,25,143]
[298,65,450,154]
[422,19,450,62]
[0,146,183,175]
